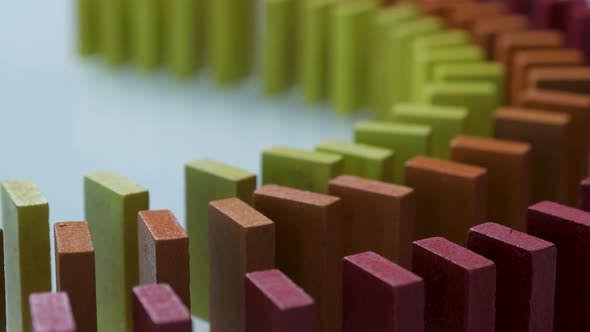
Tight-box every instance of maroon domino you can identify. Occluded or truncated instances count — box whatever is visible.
[132,284,192,332]
[412,237,496,332]
[581,178,590,212]
[29,292,76,332]
[245,269,316,332]
[467,222,556,332]
[343,252,424,332]
[527,201,590,332]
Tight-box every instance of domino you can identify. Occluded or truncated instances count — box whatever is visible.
[262,0,295,95]
[77,0,98,55]
[2,180,51,332]
[527,201,590,331]
[494,108,571,204]
[84,171,149,332]
[412,237,496,332]
[527,67,590,95]
[132,0,163,69]
[470,14,529,58]
[355,121,432,183]
[208,198,275,332]
[467,222,556,332]
[343,251,424,332]
[245,269,316,332]
[166,0,205,77]
[328,175,415,267]
[137,210,190,308]
[450,136,531,231]
[433,62,506,103]
[253,185,343,332]
[446,3,506,29]
[405,156,487,244]
[99,0,130,64]
[184,159,256,318]
[315,140,395,182]
[29,292,76,332]
[54,222,97,332]
[132,284,192,332]
[494,30,564,68]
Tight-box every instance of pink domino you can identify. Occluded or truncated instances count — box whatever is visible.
[412,237,496,332]
[132,284,192,332]
[467,222,556,332]
[343,252,424,332]
[527,201,590,332]
[581,178,590,212]
[29,292,76,332]
[244,269,316,332]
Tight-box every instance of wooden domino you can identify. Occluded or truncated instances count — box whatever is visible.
[471,14,529,58]
[527,67,590,95]
[446,2,506,29]
[29,292,76,332]
[132,284,192,332]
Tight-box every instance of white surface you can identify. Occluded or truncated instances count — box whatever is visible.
[0,1,368,330]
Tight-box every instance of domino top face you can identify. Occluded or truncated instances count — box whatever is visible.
[264,146,341,165]
[29,292,76,332]
[414,30,469,51]
[209,198,274,228]
[376,2,418,25]
[246,269,314,310]
[329,175,413,198]
[529,201,590,227]
[316,140,393,161]
[137,210,187,241]
[470,222,554,253]
[472,14,529,35]
[519,88,590,109]
[451,135,531,156]
[2,180,48,207]
[405,156,487,180]
[495,107,571,126]
[391,103,468,121]
[414,237,495,272]
[186,159,255,182]
[423,82,496,97]
[345,252,421,288]
[133,284,191,324]
[355,121,432,137]
[434,62,505,79]
[495,30,564,60]
[254,185,339,208]
[334,0,377,15]
[85,171,147,196]
[393,16,444,39]
[54,222,94,254]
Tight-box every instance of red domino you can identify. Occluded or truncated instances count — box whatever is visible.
[29,292,76,332]
[132,284,192,332]
[245,269,316,332]
[412,237,496,332]
[343,252,424,332]
[467,222,556,332]
[581,178,590,212]
[527,201,590,332]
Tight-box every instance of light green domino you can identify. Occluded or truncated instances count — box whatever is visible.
[132,0,163,70]
[389,104,468,159]
[2,180,51,332]
[355,121,432,184]
[315,140,395,182]
[209,0,254,85]
[389,16,443,107]
[166,0,206,78]
[370,3,419,119]
[99,0,130,65]
[433,62,507,106]
[412,33,478,101]
[185,160,257,319]
[421,82,499,137]
[78,0,98,55]
[262,146,343,193]
[299,0,334,103]
[85,171,149,332]
[331,0,378,113]
[262,0,295,95]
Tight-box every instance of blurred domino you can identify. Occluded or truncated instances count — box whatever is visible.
[446,2,506,29]
[471,14,528,58]
[132,0,162,69]
[433,62,506,103]
[137,210,190,308]
[166,0,206,77]
[132,284,192,332]
[29,292,76,332]
[54,222,96,332]
[262,0,295,95]
[99,0,130,64]
[78,0,98,55]
[527,67,590,95]
[208,198,275,332]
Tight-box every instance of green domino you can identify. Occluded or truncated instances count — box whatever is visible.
[433,62,506,106]
[389,103,468,159]
[85,171,149,332]
[389,16,443,106]
[209,0,254,85]
[330,0,378,113]
[355,121,432,184]
[370,3,419,119]
[262,146,343,193]
[262,0,296,95]
[2,180,51,332]
[299,0,334,103]
[315,140,395,182]
[421,82,499,137]
[166,0,205,78]
[99,0,130,65]
[132,0,163,70]
[78,0,99,55]
[185,159,256,319]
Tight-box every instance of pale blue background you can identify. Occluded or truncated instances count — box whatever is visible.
[0,0,368,330]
